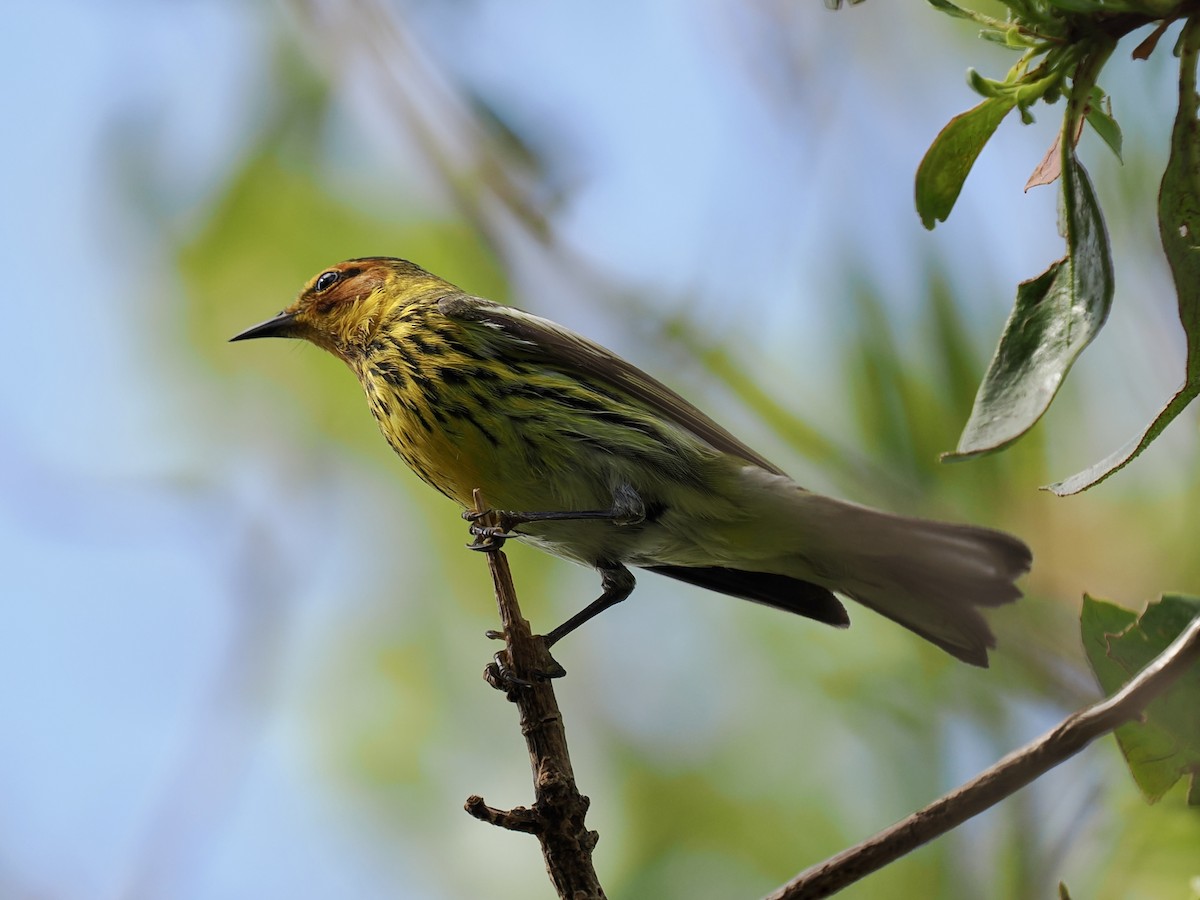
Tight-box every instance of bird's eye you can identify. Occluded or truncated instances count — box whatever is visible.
[314,270,341,293]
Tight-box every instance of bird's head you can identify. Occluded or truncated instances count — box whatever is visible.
[230,257,452,361]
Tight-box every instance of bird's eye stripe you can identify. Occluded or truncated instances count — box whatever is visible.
[315,270,341,292]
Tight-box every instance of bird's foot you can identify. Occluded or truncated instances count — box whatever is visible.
[484,652,532,691]
[465,523,518,551]
[463,507,524,550]
[482,643,567,694]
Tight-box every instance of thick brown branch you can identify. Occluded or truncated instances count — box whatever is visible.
[466,489,606,900]
[766,614,1200,900]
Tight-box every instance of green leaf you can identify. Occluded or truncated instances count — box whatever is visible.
[924,0,974,18]
[1085,107,1123,160]
[1049,19,1200,494]
[916,96,1016,229]
[1081,595,1200,804]
[946,140,1113,459]
[1080,595,1139,686]
[966,68,1006,100]
[1046,382,1200,495]
[1086,88,1123,161]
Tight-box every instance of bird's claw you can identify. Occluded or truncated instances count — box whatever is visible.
[466,524,517,551]
[482,646,567,693]
[484,652,533,691]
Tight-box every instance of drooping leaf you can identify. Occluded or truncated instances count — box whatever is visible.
[1081,594,1200,804]
[916,96,1016,229]
[946,138,1113,459]
[1086,89,1123,161]
[1049,19,1200,494]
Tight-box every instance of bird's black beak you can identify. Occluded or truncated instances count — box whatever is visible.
[229,311,300,342]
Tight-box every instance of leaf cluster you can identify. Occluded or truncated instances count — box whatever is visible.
[917,1,1200,492]
[902,0,1200,819]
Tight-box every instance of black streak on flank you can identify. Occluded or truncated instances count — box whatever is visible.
[436,366,469,386]
[416,377,441,410]
[467,364,501,382]
[373,360,408,388]
[466,390,494,415]
[642,499,668,524]
[457,406,501,448]
[407,334,448,358]
[403,399,433,434]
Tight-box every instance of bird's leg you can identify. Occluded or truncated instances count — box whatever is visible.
[465,482,646,550]
[543,563,636,648]
[479,564,635,686]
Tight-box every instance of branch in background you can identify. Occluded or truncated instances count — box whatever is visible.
[463,489,606,900]
[765,613,1200,900]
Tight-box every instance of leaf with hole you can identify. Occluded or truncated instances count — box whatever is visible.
[1081,594,1200,804]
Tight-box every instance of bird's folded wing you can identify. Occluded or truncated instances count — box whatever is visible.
[439,295,787,476]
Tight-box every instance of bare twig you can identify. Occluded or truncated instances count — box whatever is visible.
[464,489,606,900]
[766,614,1200,900]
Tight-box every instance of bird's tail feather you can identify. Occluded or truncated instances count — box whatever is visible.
[776,493,1031,666]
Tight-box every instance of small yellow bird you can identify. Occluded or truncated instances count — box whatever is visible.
[233,258,1031,667]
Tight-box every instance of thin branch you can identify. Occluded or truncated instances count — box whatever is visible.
[464,489,606,900]
[766,613,1200,900]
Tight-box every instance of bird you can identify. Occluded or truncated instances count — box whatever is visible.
[232,257,1031,667]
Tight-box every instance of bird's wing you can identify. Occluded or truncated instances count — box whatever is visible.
[439,294,787,476]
